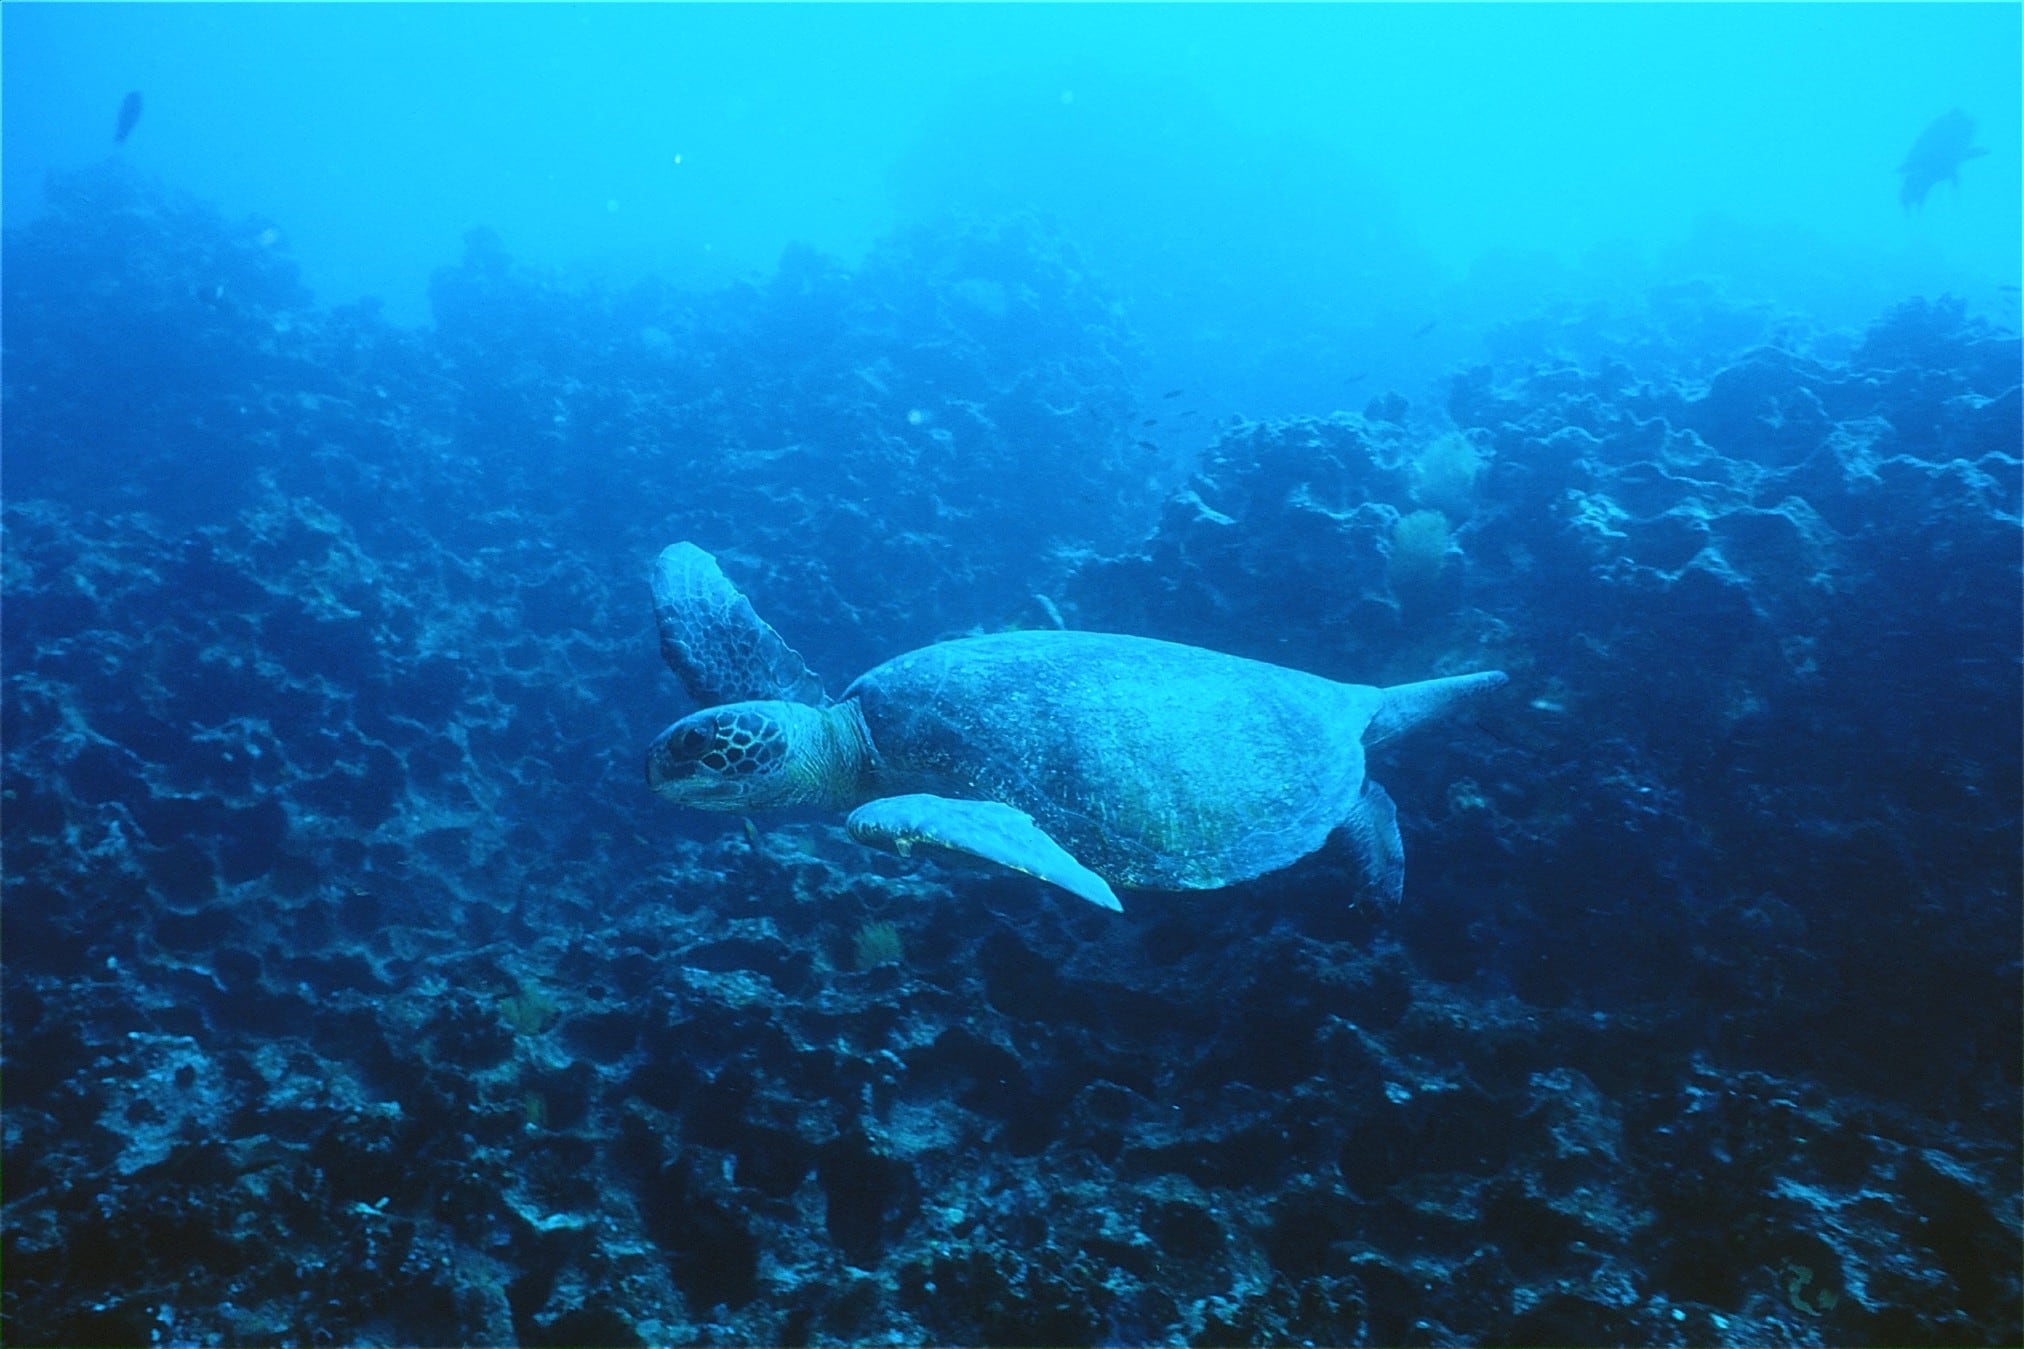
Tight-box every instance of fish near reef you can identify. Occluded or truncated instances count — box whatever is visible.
[114,91,143,143]
[1898,108,1986,209]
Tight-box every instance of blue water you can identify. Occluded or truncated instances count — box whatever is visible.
[7,3,2018,409]
[3,5,2020,1346]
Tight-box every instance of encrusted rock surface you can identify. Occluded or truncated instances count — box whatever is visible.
[4,167,2018,1346]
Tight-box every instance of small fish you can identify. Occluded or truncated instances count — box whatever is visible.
[1179,409,1198,419]
[1412,318,1438,338]
[1135,439,1158,451]
[1343,372,1369,385]
[1161,388,1184,399]
[114,90,143,143]
[1898,108,1987,210]
[741,817,760,846]
[1140,418,1158,427]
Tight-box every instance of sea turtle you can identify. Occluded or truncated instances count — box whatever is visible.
[646,542,1505,911]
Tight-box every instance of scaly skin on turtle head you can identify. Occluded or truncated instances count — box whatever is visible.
[647,699,874,811]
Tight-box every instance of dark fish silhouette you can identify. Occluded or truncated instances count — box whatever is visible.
[1412,318,1439,338]
[1161,388,1184,399]
[1135,440,1159,451]
[1898,109,1986,210]
[114,91,143,143]
[1140,418,1158,427]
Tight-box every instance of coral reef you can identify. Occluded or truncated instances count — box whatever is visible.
[3,167,2017,1346]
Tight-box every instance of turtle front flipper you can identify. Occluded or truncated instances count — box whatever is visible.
[847,794,1124,912]
[1339,779,1405,908]
[652,543,826,706]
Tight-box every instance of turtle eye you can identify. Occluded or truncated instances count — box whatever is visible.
[680,725,714,756]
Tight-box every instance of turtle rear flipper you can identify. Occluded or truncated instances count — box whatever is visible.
[1339,779,1404,908]
[847,794,1124,912]
[652,542,826,706]
[1366,670,1507,744]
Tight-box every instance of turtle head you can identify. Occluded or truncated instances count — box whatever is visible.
[647,700,864,810]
